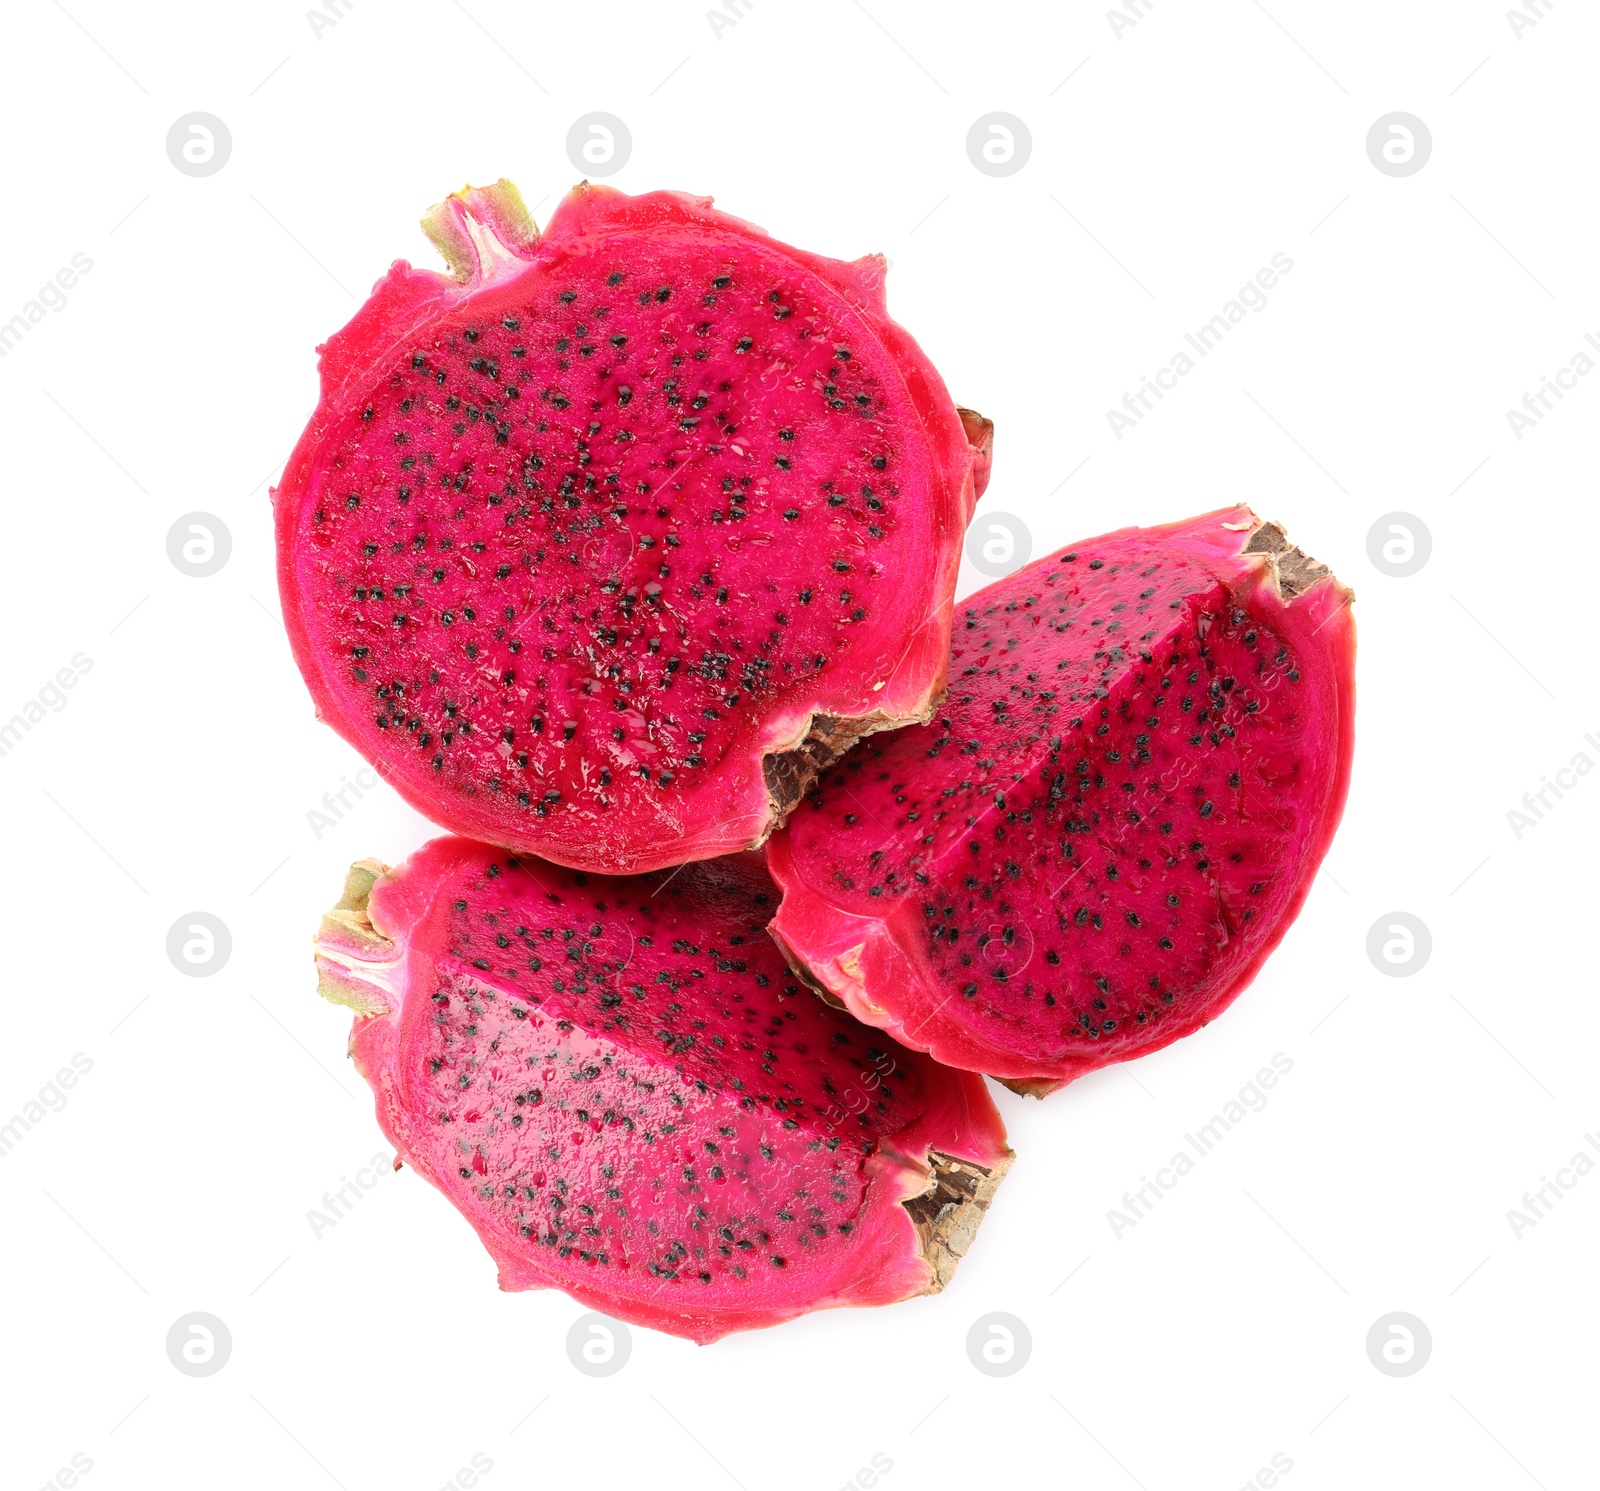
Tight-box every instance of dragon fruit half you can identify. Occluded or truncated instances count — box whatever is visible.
[765,508,1356,1094]
[275,181,991,875]
[314,838,1012,1342]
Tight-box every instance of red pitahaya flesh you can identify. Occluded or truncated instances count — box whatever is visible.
[765,508,1356,1096]
[275,180,991,874]
[314,838,1011,1342]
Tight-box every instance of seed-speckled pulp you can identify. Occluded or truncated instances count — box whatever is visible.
[767,508,1356,1092]
[276,185,984,873]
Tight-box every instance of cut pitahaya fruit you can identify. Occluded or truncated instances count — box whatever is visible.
[314,838,1011,1342]
[275,180,991,874]
[765,508,1355,1095]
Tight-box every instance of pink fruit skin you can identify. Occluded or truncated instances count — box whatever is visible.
[765,508,1356,1094]
[317,837,1011,1342]
[274,183,989,874]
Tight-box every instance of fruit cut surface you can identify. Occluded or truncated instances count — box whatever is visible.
[276,181,989,873]
[765,508,1356,1093]
[316,839,1011,1342]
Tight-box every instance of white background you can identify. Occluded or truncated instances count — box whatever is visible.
[0,2,1594,1488]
